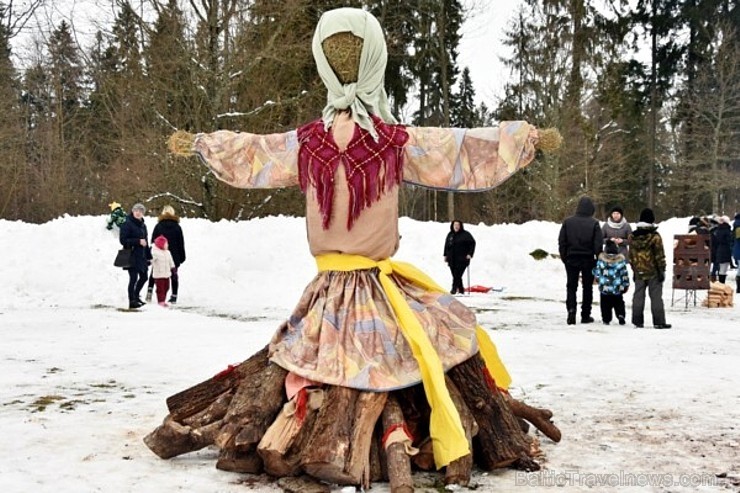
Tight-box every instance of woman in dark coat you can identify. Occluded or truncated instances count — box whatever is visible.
[146,205,186,303]
[443,220,476,294]
[711,216,733,283]
[119,203,151,308]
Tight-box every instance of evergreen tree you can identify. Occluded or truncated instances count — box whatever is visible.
[0,4,26,218]
[451,67,481,127]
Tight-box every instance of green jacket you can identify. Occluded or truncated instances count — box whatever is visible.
[629,225,666,280]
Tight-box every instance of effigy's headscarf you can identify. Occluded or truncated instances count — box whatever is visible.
[312,8,397,141]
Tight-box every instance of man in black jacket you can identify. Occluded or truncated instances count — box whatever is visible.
[558,197,603,325]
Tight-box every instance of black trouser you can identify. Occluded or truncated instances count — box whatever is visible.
[449,261,468,294]
[149,266,179,296]
[600,293,625,323]
[564,257,595,317]
[127,268,148,302]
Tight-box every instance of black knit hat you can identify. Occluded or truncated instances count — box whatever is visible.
[609,205,624,215]
[605,240,619,254]
[639,208,655,224]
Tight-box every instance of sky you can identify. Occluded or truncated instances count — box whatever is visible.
[10,0,524,106]
[1,213,738,492]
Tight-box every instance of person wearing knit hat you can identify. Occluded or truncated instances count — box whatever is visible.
[119,201,152,309]
[602,205,632,260]
[629,208,671,328]
[160,7,566,476]
[710,214,733,284]
[106,202,127,231]
[150,235,176,307]
[638,208,655,224]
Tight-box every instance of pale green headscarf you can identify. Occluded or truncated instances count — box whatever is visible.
[312,8,398,141]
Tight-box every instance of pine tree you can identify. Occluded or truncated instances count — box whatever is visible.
[0,4,25,218]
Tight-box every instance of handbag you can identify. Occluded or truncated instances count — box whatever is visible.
[114,248,133,269]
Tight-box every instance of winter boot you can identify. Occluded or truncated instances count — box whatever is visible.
[567,311,576,325]
[168,294,177,304]
[129,300,143,309]
[736,278,740,293]
[718,275,726,284]
[581,316,595,324]
[617,316,626,326]
[145,287,153,303]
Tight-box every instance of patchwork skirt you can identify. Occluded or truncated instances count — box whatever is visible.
[269,268,479,391]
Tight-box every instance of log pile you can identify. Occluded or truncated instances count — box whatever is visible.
[702,281,734,308]
[145,347,561,491]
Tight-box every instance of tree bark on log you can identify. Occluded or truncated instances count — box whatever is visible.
[444,377,475,487]
[182,391,233,427]
[507,396,561,442]
[143,416,222,459]
[215,360,287,453]
[216,446,263,473]
[369,427,385,482]
[381,396,414,493]
[301,387,387,486]
[166,346,269,422]
[448,353,530,470]
[258,389,323,477]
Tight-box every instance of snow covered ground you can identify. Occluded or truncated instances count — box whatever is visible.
[1,214,738,492]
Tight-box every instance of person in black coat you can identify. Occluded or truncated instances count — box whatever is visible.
[119,203,152,309]
[558,196,603,324]
[146,205,186,303]
[711,215,733,283]
[443,220,476,295]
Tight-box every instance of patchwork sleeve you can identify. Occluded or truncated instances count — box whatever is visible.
[193,130,299,189]
[403,121,538,191]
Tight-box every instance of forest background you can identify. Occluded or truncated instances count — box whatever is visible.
[0,0,737,224]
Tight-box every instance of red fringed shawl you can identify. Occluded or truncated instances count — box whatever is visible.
[297,116,409,230]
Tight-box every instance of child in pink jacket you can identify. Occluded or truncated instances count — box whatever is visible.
[151,235,176,306]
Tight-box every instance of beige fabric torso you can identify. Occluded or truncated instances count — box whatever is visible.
[305,113,399,260]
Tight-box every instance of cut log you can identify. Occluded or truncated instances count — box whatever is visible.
[507,397,561,443]
[411,438,434,471]
[381,396,414,493]
[143,416,222,459]
[258,388,324,477]
[443,377,474,487]
[166,345,269,421]
[448,353,531,470]
[214,359,287,453]
[215,446,263,473]
[301,387,387,486]
[182,390,233,427]
[369,427,385,482]
[394,384,431,470]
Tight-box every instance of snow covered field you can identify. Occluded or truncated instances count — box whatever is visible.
[1,214,738,492]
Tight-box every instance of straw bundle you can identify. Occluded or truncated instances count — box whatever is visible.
[168,130,196,157]
[535,128,563,153]
[322,32,363,84]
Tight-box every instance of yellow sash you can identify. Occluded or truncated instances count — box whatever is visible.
[315,253,511,468]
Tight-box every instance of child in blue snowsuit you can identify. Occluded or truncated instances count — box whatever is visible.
[593,240,630,325]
